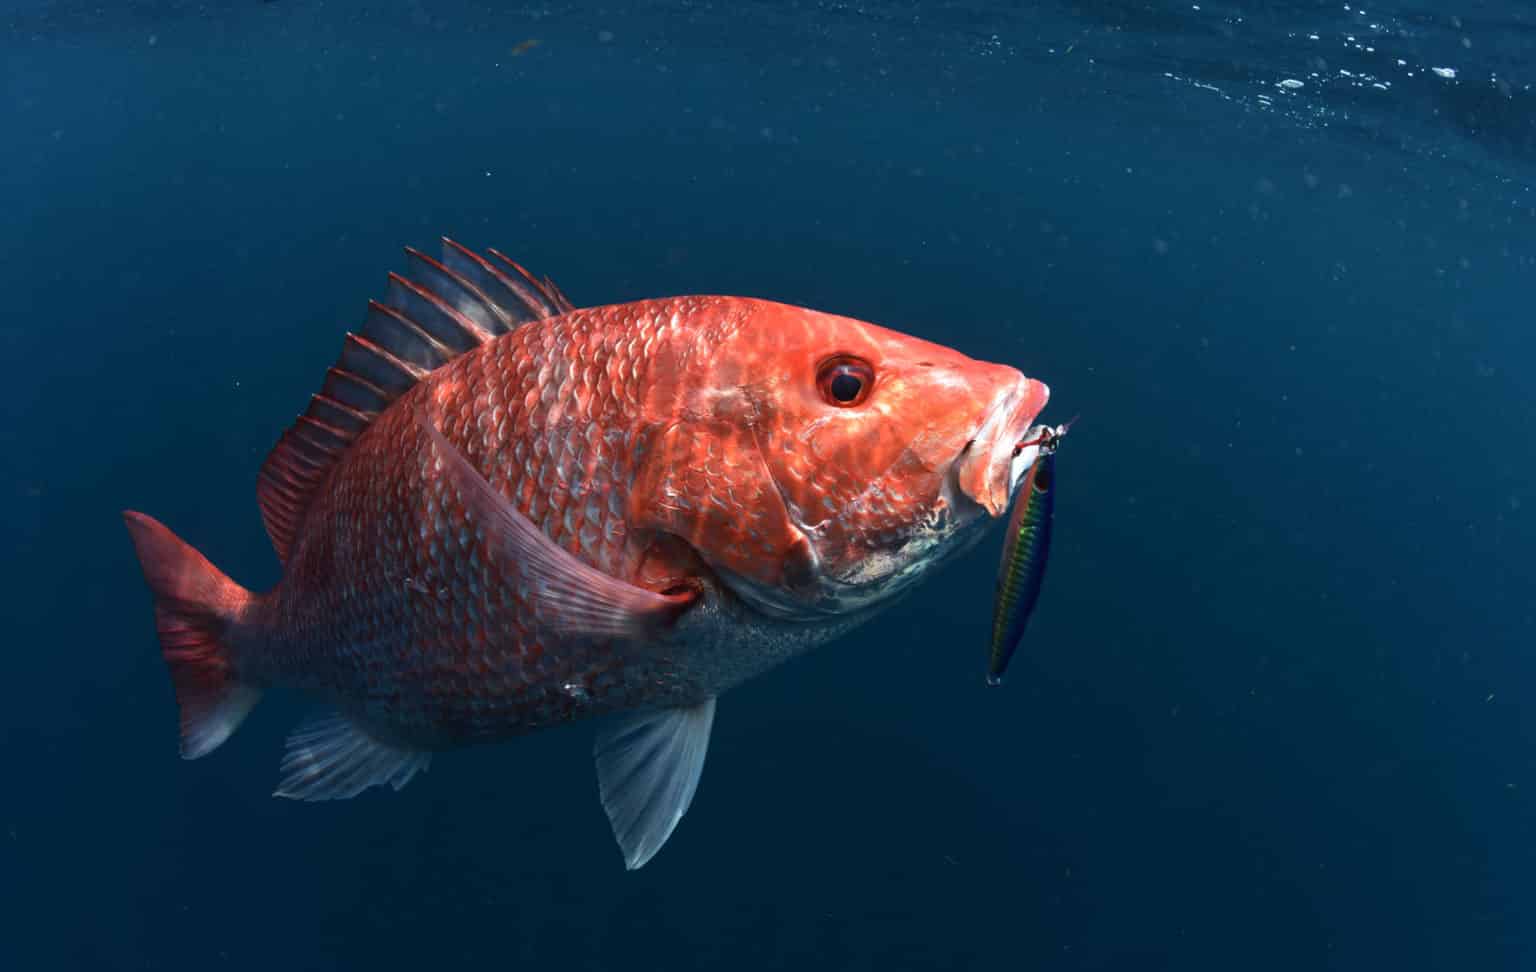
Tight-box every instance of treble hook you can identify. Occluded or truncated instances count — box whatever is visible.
[1012,414,1079,456]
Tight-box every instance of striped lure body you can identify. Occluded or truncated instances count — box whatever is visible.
[986,422,1066,686]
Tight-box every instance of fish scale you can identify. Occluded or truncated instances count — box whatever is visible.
[122,240,1051,867]
[255,309,628,738]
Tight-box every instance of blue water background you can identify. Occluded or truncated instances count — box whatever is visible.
[3,2,1535,969]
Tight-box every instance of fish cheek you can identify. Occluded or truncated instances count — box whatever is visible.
[628,419,815,593]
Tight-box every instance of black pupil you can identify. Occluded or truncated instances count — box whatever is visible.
[829,370,863,402]
[1033,460,1053,492]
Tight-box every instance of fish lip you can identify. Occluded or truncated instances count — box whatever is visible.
[954,376,1050,518]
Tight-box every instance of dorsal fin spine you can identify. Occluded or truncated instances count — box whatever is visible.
[364,300,455,370]
[487,249,559,315]
[339,333,428,392]
[314,394,371,421]
[385,273,489,350]
[278,448,326,472]
[404,247,513,335]
[254,243,574,563]
[440,238,552,326]
[294,416,348,451]
[307,394,371,435]
[321,367,391,414]
[543,275,577,314]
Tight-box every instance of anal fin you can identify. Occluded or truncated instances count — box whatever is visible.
[594,699,716,870]
[274,712,431,801]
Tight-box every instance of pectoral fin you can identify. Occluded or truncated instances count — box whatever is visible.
[594,699,717,870]
[421,415,693,642]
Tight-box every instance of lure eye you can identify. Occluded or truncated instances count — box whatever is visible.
[817,356,874,407]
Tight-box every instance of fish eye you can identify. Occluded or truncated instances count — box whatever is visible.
[816,356,874,407]
[1032,461,1053,492]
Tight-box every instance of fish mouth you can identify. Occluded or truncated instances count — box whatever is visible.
[715,373,1050,623]
[953,375,1050,518]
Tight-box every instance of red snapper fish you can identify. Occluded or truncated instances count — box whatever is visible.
[123,239,1050,869]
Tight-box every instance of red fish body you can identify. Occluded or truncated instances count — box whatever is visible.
[124,241,1050,868]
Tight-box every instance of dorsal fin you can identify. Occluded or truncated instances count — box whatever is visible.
[255,240,573,564]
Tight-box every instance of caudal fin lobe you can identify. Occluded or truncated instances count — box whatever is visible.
[122,511,262,760]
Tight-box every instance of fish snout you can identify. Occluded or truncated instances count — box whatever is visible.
[953,374,1050,517]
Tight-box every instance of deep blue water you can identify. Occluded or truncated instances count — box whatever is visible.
[4,1,1535,969]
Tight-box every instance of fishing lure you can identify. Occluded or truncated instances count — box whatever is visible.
[987,419,1071,686]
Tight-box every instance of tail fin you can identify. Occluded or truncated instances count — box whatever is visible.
[122,511,263,759]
